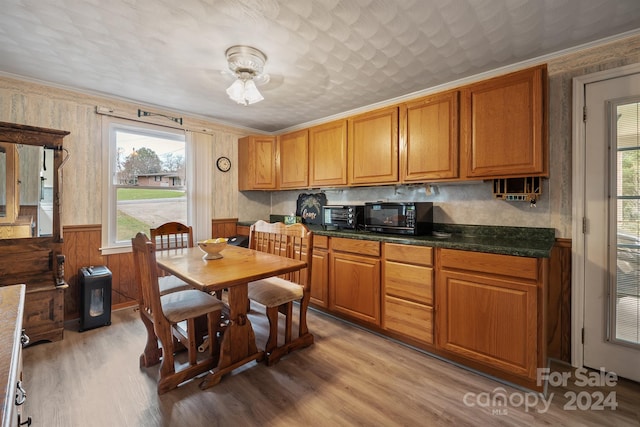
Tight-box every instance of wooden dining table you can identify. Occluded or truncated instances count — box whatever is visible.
[155,244,307,389]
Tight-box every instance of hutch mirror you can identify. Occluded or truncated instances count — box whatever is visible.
[0,121,69,241]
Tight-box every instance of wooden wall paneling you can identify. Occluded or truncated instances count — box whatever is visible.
[105,254,123,308]
[59,223,575,358]
[212,218,239,238]
[236,225,250,236]
[106,252,137,310]
[547,238,571,363]
[63,225,100,319]
[62,224,171,320]
[61,225,140,321]
[62,226,80,317]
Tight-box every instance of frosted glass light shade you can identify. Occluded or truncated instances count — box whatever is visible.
[243,79,264,104]
[226,79,245,103]
[226,78,264,106]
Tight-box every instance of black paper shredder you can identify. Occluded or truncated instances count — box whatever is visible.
[79,265,112,331]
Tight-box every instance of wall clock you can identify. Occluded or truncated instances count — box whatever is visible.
[216,156,231,172]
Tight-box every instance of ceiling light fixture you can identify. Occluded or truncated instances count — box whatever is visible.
[225,45,270,106]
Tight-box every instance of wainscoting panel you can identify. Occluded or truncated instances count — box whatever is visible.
[62,225,136,321]
[62,221,241,321]
[63,223,573,359]
[547,238,572,363]
[212,218,239,238]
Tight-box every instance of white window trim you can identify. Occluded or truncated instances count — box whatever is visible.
[100,116,190,255]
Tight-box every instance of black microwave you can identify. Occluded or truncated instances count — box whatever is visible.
[363,202,433,235]
[322,205,364,230]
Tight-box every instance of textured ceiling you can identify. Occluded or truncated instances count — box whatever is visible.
[1,0,640,132]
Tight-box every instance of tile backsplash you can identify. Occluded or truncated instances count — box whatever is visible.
[268,180,554,232]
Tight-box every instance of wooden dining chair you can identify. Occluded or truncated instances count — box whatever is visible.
[151,221,194,249]
[131,232,226,394]
[247,220,314,365]
[150,221,195,295]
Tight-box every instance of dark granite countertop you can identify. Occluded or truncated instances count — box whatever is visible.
[237,220,555,258]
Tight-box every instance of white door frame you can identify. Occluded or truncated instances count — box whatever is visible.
[571,62,640,368]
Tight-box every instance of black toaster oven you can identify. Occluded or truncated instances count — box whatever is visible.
[322,205,364,230]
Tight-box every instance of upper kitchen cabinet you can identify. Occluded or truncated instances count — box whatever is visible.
[348,106,399,186]
[238,135,277,190]
[278,129,308,189]
[309,120,348,187]
[401,91,459,182]
[461,65,548,179]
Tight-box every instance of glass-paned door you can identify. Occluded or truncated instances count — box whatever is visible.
[612,99,640,346]
[584,71,640,383]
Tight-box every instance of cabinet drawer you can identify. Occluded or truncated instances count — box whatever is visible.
[331,237,380,257]
[313,235,329,249]
[384,243,432,266]
[384,295,433,344]
[384,261,433,305]
[439,248,538,281]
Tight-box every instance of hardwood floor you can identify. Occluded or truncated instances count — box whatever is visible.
[23,304,640,426]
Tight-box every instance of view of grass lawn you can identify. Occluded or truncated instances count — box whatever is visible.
[116,188,187,241]
[117,210,152,241]
[117,188,185,200]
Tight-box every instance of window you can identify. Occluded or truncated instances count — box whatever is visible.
[102,118,188,253]
[613,100,640,345]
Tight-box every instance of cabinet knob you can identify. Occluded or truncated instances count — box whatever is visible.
[21,329,30,346]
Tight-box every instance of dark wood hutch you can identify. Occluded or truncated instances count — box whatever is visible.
[0,121,69,344]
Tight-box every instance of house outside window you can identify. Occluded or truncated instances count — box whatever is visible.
[102,118,188,253]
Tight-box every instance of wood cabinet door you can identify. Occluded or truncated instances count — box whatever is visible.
[278,129,308,189]
[309,120,348,187]
[237,135,277,190]
[461,65,547,178]
[329,251,380,325]
[436,269,538,380]
[402,91,459,181]
[348,106,399,185]
[310,236,329,308]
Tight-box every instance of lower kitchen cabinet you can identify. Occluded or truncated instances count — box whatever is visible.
[329,238,381,325]
[309,233,549,390]
[383,243,434,344]
[310,235,329,308]
[436,248,545,382]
